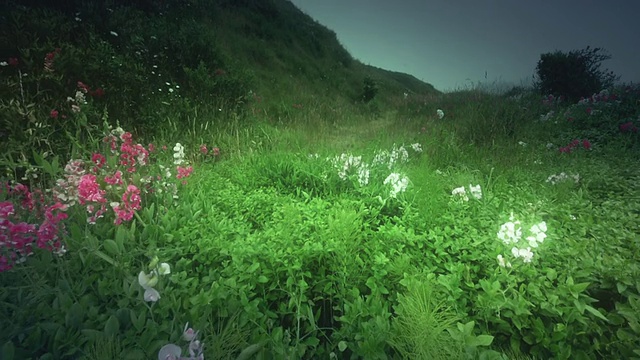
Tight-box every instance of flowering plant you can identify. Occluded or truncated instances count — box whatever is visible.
[157,323,205,360]
[495,213,547,267]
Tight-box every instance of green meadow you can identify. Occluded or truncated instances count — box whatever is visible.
[1,1,639,359]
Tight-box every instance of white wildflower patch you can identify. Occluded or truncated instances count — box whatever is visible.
[384,173,409,198]
[496,214,547,266]
[546,172,579,185]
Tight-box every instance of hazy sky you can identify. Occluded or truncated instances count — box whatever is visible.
[289,0,640,92]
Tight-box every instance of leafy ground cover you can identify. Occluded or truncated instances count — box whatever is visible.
[1,1,640,360]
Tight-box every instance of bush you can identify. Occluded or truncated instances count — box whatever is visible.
[361,76,379,103]
[534,46,618,102]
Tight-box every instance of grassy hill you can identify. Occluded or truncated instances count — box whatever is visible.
[1,0,640,359]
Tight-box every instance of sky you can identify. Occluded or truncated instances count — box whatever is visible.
[289,0,640,92]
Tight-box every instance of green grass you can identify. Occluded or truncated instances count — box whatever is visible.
[1,1,640,359]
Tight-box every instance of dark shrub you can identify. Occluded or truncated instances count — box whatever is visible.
[534,46,618,102]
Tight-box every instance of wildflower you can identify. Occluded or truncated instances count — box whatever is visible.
[497,217,522,245]
[110,31,118,36]
[582,139,591,150]
[410,143,422,152]
[183,323,197,341]
[143,288,161,302]
[468,184,482,200]
[173,143,185,165]
[497,254,512,268]
[0,61,7,66]
[451,186,469,201]
[176,166,193,179]
[199,144,208,155]
[8,57,18,66]
[511,247,534,263]
[436,109,445,119]
[158,262,171,275]
[384,173,409,198]
[77,174,107,204]
[50,109,59,118]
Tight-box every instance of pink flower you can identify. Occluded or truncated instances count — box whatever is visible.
[148,143,155,153]
[176,166,194,179]
[120,132,133,144]
[91,153,106,168]
[559,146,572,154]
[0,201,15,219]
[78,175,106,204]
[104,170,123,185]
[199,144,208,155]
[212,147,220,156]
[50,109,59,119]
[122,185,141,211]
[582,139,591,150]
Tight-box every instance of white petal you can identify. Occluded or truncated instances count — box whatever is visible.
[144,288,161,302]
[158,262,171,275]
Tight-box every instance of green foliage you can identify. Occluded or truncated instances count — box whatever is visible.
[534,46,618,102]
[2,0,640,359]
[361,76,380,103]
[389,276,466,360]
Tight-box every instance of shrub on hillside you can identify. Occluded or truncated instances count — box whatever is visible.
[534,46,618,103]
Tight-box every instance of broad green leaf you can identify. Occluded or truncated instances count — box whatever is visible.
[584,305,609,322]
[338,341,348,352]
[247,262,260,273]
[104,315,120,337]
[94,250,116,266]
[103,239,120,256]
[115,226,128,245]
[2,341,15,360]
[468,334,494,347]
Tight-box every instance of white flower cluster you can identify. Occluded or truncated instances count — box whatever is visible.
[331,153,370,186]
[437,109,445,119]
[316,143,422,198]
[173,143,185,165]
[546,172,579,185]
[138,258,171,303]
[372,144,410,169]
[451,184,482,202]
[496,214,547,266]
[384,173,409,198]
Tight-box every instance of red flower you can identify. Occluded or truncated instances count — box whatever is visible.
[77,81,90,93]
[199,144,208,155]
[8,57,18,66]
[50,109,59,119]
[582,139,591,150]
[559,146,572,154]
[91,88,105,97]
[586,107,592,115]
